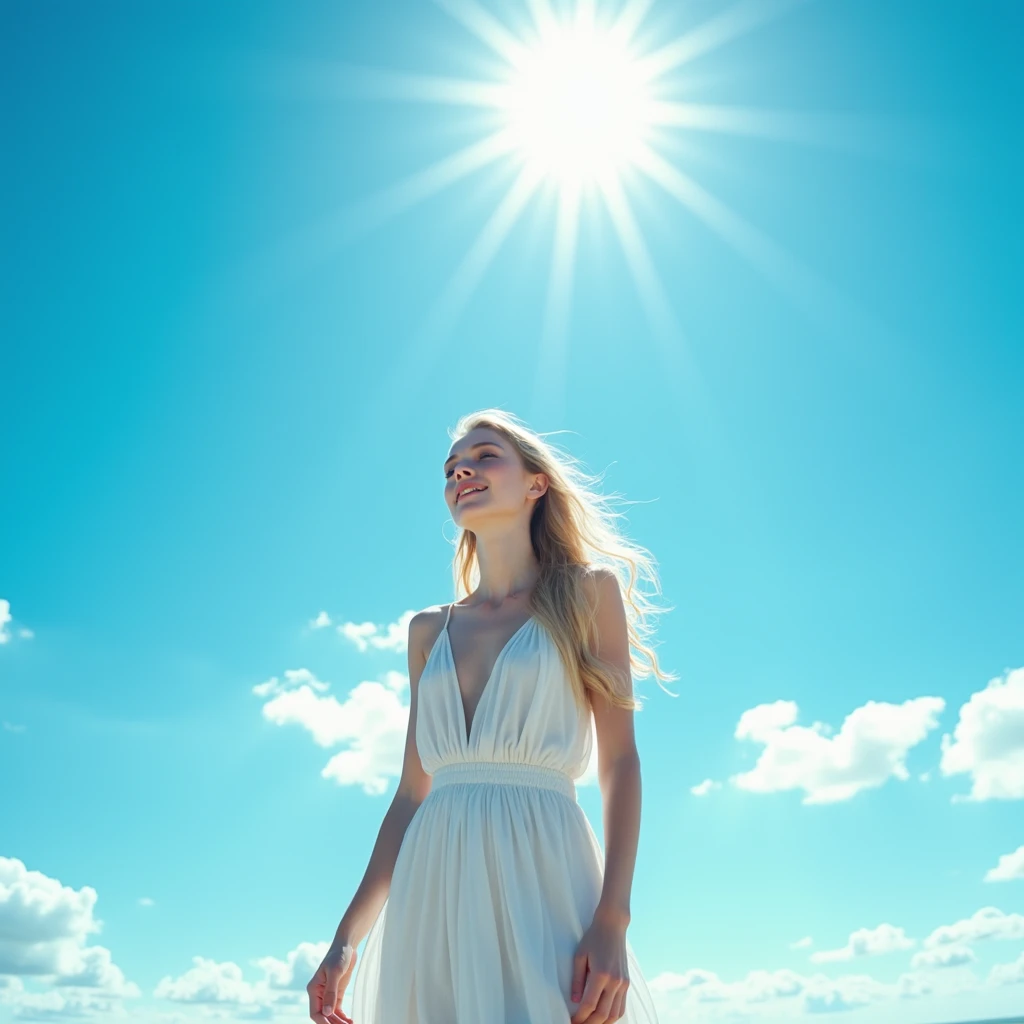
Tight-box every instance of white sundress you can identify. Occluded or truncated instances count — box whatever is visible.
[349,602,660,1023]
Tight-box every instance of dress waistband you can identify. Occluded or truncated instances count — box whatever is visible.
[431,761,577,800]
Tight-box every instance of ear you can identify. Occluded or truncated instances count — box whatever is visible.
[529,472,549,499]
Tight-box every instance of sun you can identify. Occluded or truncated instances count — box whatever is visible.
[254,0,848,404]
[501,19,654,186]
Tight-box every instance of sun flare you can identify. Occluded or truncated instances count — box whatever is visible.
[262,0,842,408]
[502,22,653,185]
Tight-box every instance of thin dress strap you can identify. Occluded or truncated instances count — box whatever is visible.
[443,602,454,628]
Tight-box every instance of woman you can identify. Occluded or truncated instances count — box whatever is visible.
[307,408,674,1023]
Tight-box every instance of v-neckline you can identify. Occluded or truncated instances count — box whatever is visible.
[443,605,535,746]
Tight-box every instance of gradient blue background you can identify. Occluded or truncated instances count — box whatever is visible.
[2,1,1022,1022]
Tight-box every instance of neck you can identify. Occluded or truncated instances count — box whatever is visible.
[471,529,540,608]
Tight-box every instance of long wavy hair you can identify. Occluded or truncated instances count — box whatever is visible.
[447,408,678,714]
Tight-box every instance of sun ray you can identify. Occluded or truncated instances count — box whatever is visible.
[534,183,582,410]
[256,56,508,108]
[647,101,894,154]
[421,164,545,340]
[598,172,711,399]
[378,164,547,408]
[598,172,683,353]
[221,129,519,310]
[574,0,597,30]
[632,142,891,368]
[337,68,508,108]
[598,171,733,467]
[524,0,558,38]
[610,0,657,45]
[636,0,809,81]
[433,0,531,68]
[542,184,582,350]
[343,129,520,237]
[633,141,822,299]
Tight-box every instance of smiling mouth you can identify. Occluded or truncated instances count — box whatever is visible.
[458,486,488,503]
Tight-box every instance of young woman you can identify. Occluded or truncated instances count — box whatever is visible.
[307,409,674,1023]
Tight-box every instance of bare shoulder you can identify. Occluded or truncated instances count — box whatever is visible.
[581,565,622,611]
[407,603,451,676]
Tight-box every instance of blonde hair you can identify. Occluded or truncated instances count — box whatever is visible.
[447,408,678,714]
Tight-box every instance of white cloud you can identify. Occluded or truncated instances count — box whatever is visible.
[153,940,334,1015]
[0,856,140,1017]
[255,667,410,795]
[690,778,720,797]
[985,843,1024,882]
[737,969,805,1003]
[0,986,129,1018]
[810,923,915,963]
[154,956,259,1005]
[310,610,332,629]
[988,949,1024,987]
[0,857,97,975]
[941,666,1024,801]
[896,971,935,999]
[647,909,1024,1020]
[912,945,976,970]
[650,967,731,1001]
[790,936,813,950]
[648,961,988,1022]
[253,939,330,992]
[0,598,32,645]
[649,965,893,1014]
[924,906,1024,948]
[802,972,888,1012]
[54,944,137,991]
[731,696,945,804]
[736,700,800,742]
[253,666,330,699]
[0,977,20,1000]
[337,610,417,653]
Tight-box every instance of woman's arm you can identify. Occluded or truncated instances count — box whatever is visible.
[588,570,643,930]
[329,611,435,948]
[569,571,644,1022]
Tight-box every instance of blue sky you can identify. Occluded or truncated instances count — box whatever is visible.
[1,1,1022,1022]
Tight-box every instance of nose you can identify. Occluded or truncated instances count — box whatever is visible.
[452,468,478,499]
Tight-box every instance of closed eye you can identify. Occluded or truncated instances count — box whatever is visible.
[445,450,497,479]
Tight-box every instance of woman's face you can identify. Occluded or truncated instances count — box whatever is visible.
[443,428,543,524]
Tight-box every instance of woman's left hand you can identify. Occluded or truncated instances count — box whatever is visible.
[569,908,630,1023]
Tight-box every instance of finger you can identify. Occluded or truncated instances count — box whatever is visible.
[570,952,588,1003]
[307,976,321,1022]
[591,984,616,1024]
[612,988,627,1021]
[321,977,341,1021]
[571,975,605,1024]
[321,993,353,1024]
[307,973,332,1024]
[324,955,356,1024]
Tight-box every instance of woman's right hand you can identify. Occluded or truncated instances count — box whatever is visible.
[307,940,358,1024]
